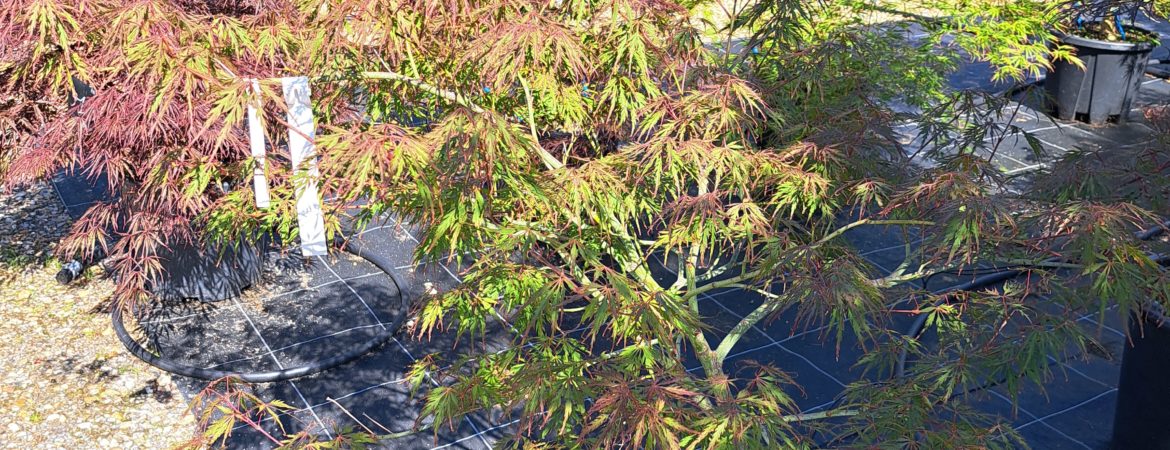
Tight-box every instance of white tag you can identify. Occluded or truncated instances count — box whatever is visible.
[246,79,271,209]
[281,76,328,257]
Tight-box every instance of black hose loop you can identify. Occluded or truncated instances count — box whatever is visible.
[112,237,412,383]
[894,220,1170,380]
[893,268,1027,379]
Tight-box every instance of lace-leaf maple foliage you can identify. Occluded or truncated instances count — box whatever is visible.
[4,0,1170,447]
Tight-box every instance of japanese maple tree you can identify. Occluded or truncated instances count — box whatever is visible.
[4,0,1170,447]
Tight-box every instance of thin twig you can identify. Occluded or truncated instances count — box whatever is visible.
[782,409,860,422]
[360,70,484,113]
[327,397,376,436]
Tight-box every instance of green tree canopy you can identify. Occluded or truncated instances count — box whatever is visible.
[4,0,1170,447]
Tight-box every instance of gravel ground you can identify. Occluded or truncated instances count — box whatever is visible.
[0,182,196,449]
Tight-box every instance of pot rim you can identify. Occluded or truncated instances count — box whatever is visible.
[1138,298,1170,324]
[1054,23,1158,53]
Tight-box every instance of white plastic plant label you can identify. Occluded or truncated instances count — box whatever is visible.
[281,76,328,257]
[246,79,271,209]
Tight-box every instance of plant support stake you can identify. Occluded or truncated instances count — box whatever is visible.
[281,76,328,257]
[246,78,271,209]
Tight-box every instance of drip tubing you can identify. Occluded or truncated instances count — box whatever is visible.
[111,237,412,383]
[817,221,1169,447]
[894,219,1170,379]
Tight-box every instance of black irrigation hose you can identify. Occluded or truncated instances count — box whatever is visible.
[892,268,1028,378]
[810,222,1170,448]
[111,237,412,383]
[894,219,1170,379]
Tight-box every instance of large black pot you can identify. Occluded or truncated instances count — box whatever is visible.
[1112,306,1170,449]
[1046,26,1156,125]
[148,236,267,302]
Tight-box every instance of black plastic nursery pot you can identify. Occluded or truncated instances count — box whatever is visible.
[147,236,267,302]
[1112,307,1170,449]
[1046,26,1156,125]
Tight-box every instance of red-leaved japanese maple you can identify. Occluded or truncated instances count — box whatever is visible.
[5,0,1170,447]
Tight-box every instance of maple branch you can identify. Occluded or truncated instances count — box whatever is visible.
[360,70,484,113]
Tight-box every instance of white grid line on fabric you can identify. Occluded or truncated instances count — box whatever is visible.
[211,309,577,376]
[773,341,849,388]
[857,236,928,258]
[139,271,385,326]
[684,323,834,371]
[1003,163,1046,176]
[651,231,926,276]
[978,125,1070,168]
[1014,388,1118,433]
[896,118,1056,159]
[1047,355,1115,389]
[1006,104,1041,121]
[266,271,385,301]
[428,419,521,450]
[382,217,518,332]
[1033,135,1071,153]
[804,399,838,412]
[227,375,408,434]
[987,124,1061,140]
[388,336,496,450]
[318,255,388,330]
[323,243,497,450]
[702,293,847,388]
[139,310,223,326]
[203,322,391,370]
[978,146,1035,169]
[224,331,544,435]
[221,217,504,447]
[1076,311,1126,338]
[654,253,842,380]
[230,297,333,440]
[232,251,493,447]
[987,390,1093,450]
[49,173,107,209]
